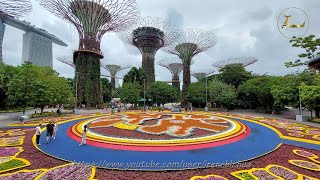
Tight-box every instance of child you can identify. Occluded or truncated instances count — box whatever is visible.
[35,124,41,145]
[79,125,87,146]
[53,122,58,139]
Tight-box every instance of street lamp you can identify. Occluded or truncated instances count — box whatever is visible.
[295,59,303,116]
[23,61,32,114]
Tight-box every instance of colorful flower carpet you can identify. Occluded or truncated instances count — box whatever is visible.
[0,111,319,179]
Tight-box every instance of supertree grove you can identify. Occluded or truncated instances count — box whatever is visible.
[0,0,32,63]
[212,56,258,69]
[191,69,215,81]
[36,0,139,107]
[163,29,217,105]
[119,16,179,85]
[57,56,75,68]
[101,63,130,96]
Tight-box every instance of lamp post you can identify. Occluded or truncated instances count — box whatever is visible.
[143,79,146,112]
[295,59,303,116]
[23,61,32,114]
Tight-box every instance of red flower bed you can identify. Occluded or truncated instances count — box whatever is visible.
[91,126,213,139]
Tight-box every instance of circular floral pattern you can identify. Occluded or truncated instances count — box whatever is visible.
[68,113,249,151]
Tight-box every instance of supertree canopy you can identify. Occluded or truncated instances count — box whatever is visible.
[37,0,139,107]
[101,63,130,96]
[0,0,32,18]
[191,69,215,81]
[213,56,258,69]
[163,29,217,104]
[57,56,75,68]
[119,16,179,85]
[0,0,32,63]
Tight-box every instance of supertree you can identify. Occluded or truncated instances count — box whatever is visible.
[0,0,32,63]
[158,57,195,98]
[119,16,179,85]
[163,29,217,105]
[101,63,130,96]
[213,57,258,69]
[191,69,215,81]
[57,56,75,68]
[37,0,139,107]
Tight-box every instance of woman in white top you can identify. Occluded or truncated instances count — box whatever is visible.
[53,122,58,139]
[35,124,41,145]
[79,125,87,146]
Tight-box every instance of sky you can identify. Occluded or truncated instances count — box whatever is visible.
[2,0,320,85]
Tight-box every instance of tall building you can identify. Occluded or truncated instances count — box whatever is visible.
[22,32,53,67]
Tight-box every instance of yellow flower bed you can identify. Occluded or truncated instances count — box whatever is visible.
[113,122,140,131]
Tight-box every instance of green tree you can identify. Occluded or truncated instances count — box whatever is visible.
[285,34,320,68]
[0,64,21,109]
[123,67,146,87]
[209,80,237,109]
[101,78,112,103]
[271,75,299,108]
[300,82,320,118]
[185,81,207,107]
[237,76,278,112]
[7,65,74,113]
[218,64,252,88]
[149,81,177,104]
[120,82,141,105]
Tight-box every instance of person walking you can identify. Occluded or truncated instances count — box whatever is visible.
[35,124,41,145]
[46,121,54,144]
[79,125,87,146]
[111,104,115,115]
[19,116,24,127]
[53,122,58,139]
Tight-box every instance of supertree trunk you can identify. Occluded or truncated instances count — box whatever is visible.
[172,75,180,99]
[0,20,5,63]
[142,54,155,84]
[182,62,191,105]
[75,52,101,108]
[111,76,116,97]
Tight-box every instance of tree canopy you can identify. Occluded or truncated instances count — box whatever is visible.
[185,81,207,107]
[7,65,74,113]
[149,81,178,104]
[209,80,237,109]
[218,64,252,88]
[120,82,141,105]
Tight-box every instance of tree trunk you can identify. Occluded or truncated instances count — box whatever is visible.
[74,51,102,108]
[40,106,44,114]
[315,107,320,118]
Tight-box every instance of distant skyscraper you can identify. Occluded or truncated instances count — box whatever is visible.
[22,32,52,67]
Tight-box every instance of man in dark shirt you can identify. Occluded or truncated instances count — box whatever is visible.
[46,121,54,144]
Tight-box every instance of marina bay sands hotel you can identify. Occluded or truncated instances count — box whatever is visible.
[0,15,67,67]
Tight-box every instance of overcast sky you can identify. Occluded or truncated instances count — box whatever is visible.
[2,0,319,84]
